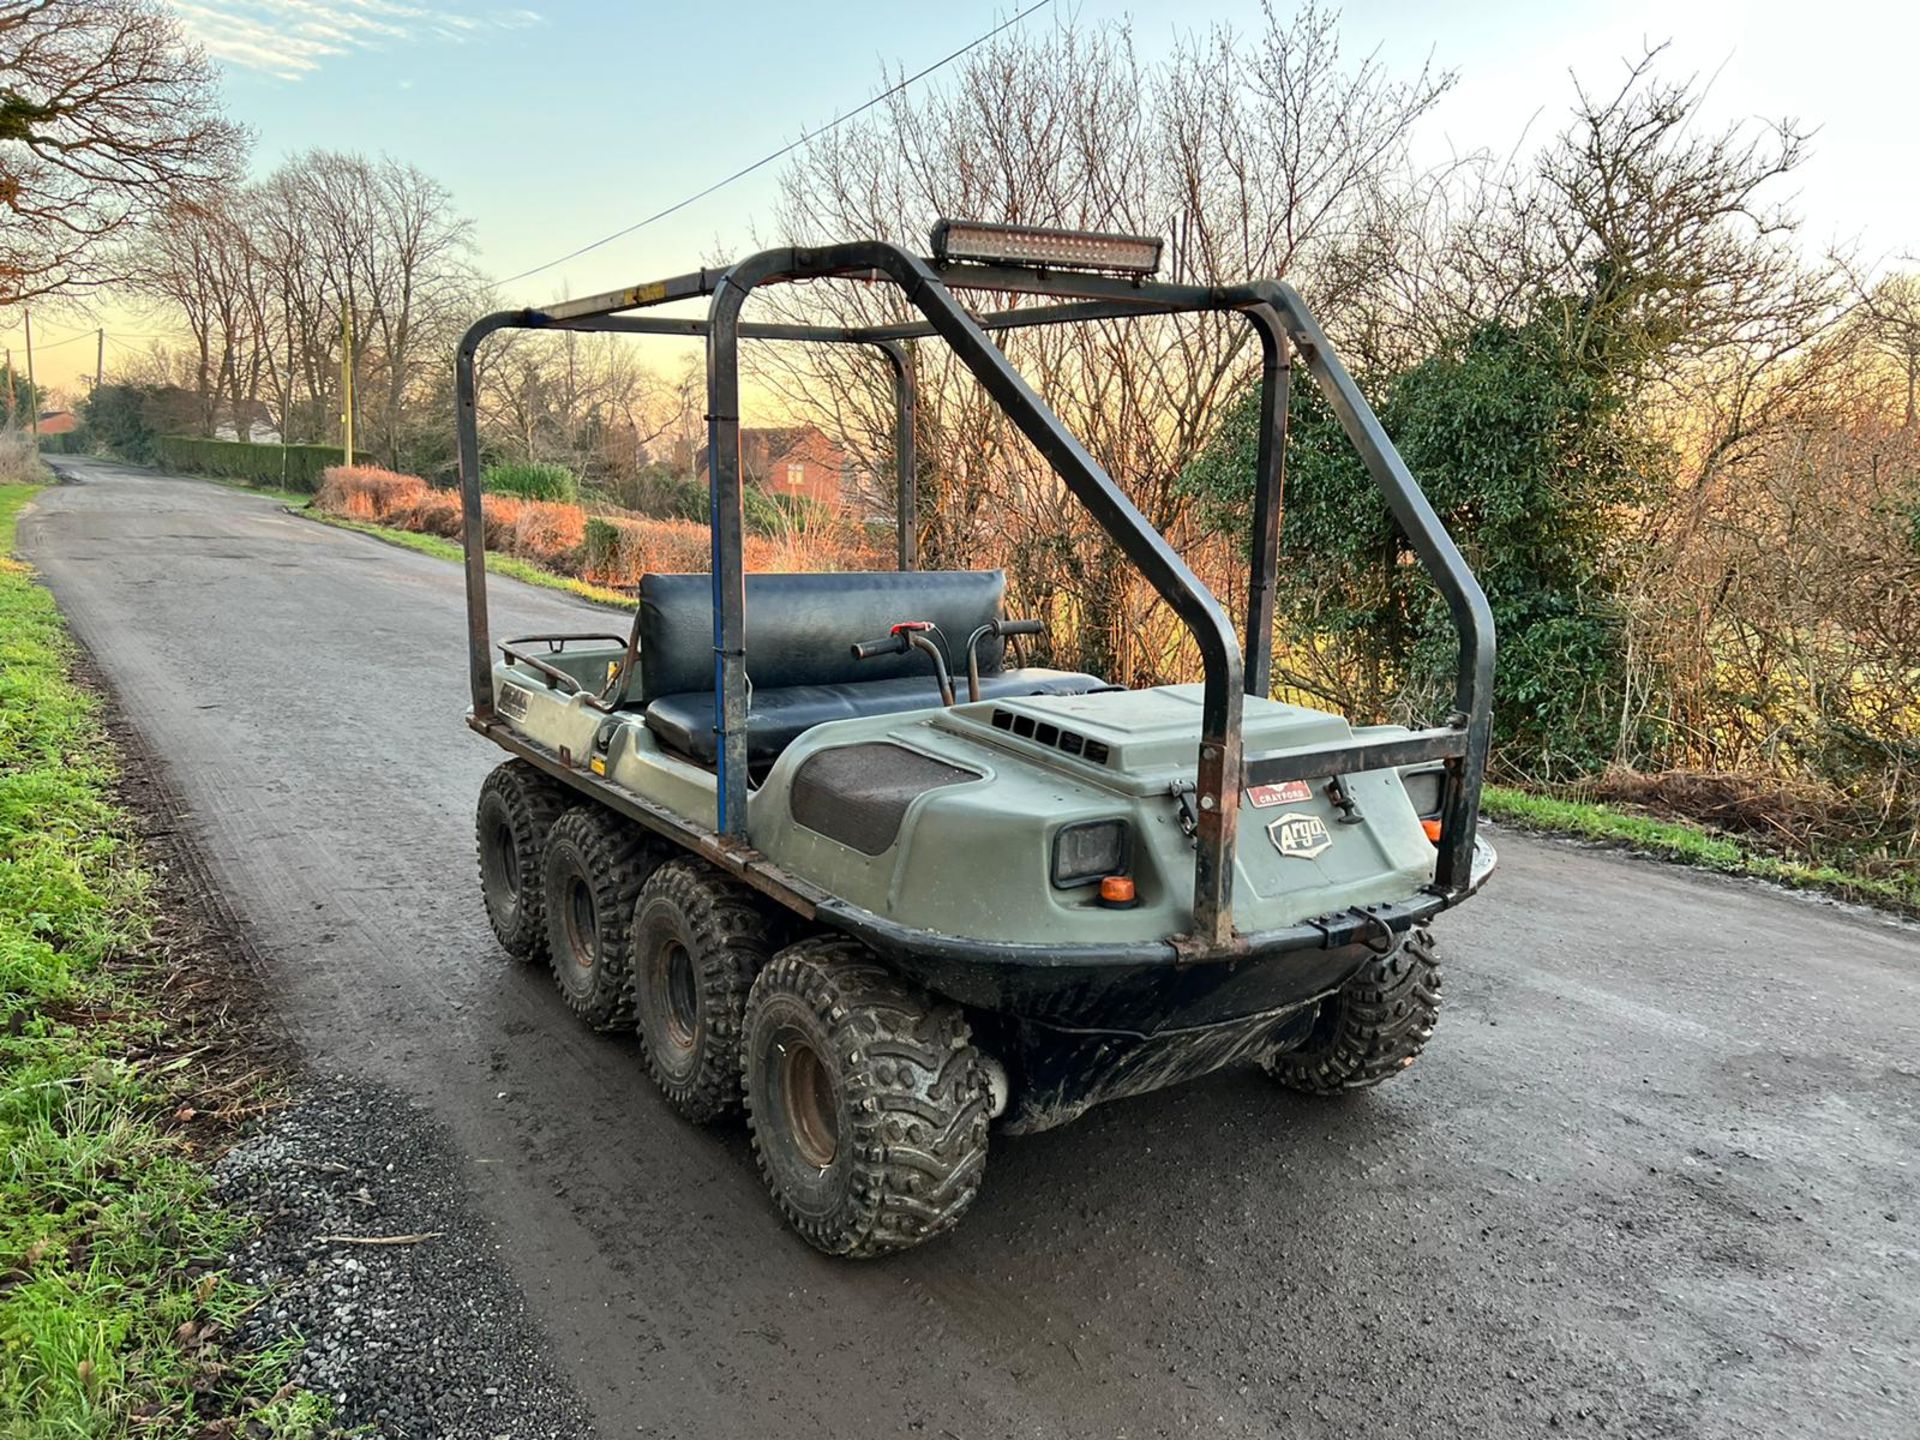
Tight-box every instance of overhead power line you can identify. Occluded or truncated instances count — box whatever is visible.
[13,327,93,352]
[495,0,1057,289]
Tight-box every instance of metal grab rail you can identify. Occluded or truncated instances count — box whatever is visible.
[498,633,630,703]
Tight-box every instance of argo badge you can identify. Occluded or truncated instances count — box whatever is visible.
[1267,811,1333,860]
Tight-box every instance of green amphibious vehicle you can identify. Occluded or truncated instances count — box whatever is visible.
[456,220,1497,1257]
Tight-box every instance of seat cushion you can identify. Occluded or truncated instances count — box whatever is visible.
[644,669,1105,764]
[635,570,1012,703]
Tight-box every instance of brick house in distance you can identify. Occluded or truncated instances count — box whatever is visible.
[696,424,849,510]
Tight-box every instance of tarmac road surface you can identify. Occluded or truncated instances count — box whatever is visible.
[23,457,1920,1439]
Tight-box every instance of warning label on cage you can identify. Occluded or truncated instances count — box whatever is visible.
[1245,780,1313,808]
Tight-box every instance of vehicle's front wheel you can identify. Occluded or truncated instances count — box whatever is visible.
[540,806,654,1029]
[743,937,990,1258]
[1262,927,1443,1093]
[630,858,779,1123]
[476,761,569,962]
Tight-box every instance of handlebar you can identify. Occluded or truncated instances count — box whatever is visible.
[851,616,1049,706]
[850,634,911,661]
[964,617,1046,702]
[850,621,955,705]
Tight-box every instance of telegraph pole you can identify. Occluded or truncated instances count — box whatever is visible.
[23,309,37,449]
[340,302,356,463]
[95,328,104,391]
[4,347,13,430]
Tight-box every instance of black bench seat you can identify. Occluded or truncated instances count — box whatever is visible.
[645,668,1102,765]
[628,570,1104,765]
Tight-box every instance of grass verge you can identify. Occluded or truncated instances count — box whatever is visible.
[1483,783,1918,916]
[0,483,326,1436]
[172,467,636,608]
[166,467,632,607]
[301,510,636,609]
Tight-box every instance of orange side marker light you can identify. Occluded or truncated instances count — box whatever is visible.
[1420,818,1443,844]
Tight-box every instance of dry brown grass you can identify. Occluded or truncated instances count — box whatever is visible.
[315,465,876,584]
[506,500,586,569]
[314,465,426,521]
[1591,766,1859,853]
[0,430,53,485]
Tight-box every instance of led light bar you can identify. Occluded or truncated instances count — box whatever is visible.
[928,218,1164,276]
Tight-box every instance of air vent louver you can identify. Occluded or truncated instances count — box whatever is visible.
[989,708,1108,765]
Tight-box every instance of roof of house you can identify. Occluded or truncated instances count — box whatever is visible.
[36,410,77,436]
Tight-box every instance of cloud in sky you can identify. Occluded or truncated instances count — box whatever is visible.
[173,1,543,80]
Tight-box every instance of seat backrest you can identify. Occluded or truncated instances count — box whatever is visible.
[634,570,1008,704]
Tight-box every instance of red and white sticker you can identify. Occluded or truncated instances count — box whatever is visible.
[1246,779,1313,808]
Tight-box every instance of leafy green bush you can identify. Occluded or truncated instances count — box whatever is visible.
[582,516,622,576]
[1184,311,1647,780]
[78,384,159,463]
[482,461,579,503]
[743,486,829,535]
[153,436,351,493]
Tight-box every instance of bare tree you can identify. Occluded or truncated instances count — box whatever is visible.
[0,0,244,305]
[1851,269,1920,430]
[761,3,1449,682]
[131,197,266,437]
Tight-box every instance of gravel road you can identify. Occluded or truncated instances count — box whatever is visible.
[23,457,1920,1439]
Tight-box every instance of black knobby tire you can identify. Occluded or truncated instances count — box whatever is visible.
[476,760,570,962]
[630,858,780,1123]
[1263,926,1443,1093]
[540,805,655,1029]
[743,937,990,1258]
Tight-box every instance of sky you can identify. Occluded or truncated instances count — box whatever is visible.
[11,0,1920,397]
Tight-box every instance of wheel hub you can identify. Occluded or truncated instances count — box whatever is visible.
[564,876,597,970]
[778,1032,838,1169]
[493,822,519,897]
[661,940,699,1052]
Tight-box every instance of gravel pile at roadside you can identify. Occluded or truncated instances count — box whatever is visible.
[215,1077,593,1439]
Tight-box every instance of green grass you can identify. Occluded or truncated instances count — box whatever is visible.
[303,510,637,610]
[0,484,327,1437]
[1483,783,1918,915]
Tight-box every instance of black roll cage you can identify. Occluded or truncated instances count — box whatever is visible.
[455,241,1494,954]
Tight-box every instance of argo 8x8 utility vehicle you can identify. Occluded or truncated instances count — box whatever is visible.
[457,220,1496,1257]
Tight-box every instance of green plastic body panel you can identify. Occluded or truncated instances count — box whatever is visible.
[488,655,1436,946]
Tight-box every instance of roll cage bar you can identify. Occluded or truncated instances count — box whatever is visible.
[454,240,1494,953]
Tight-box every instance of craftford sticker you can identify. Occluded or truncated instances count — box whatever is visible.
[1246,780,1313,808]
[498,683,531,720]
[1267,811,1333,860]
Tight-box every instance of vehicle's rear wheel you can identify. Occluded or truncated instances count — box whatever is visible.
[476,761,570,962]
[743,937,990,1258]
[630,858,780,1123]
[540,805,654,1029]
[1262,926,1443,1092]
